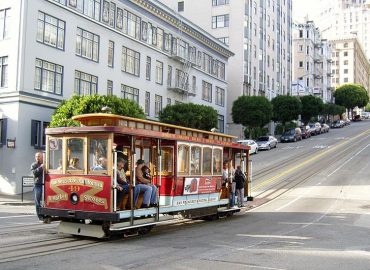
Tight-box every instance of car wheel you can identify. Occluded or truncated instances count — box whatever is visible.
[274,143,277,148]
[268,145,271,150]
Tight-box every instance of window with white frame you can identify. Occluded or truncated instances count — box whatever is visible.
[167,65,172,86]
[212,0,229,6]
[107,80,113,95]
[37,11,65,50]
[121,84,139,103]
[31,120,50,149]
[202,81,212,102]
[212,14,229,28]
[215,87,225,106]
[218,37,229,45]
[155,61,163,84]
[34,58,63,94]
[102,1,115,27]
[146,56,151,81]
[68,0,101,21]
[0,8,10,40]
[0,56,8,88]
[178,1,184,12]
[145,91,150,115]
[167,98,171,106]
[108,40,114,67]
[127,10,141,38]
[121,46,140,76]
[76,27,99,62]
[74,70,98,96]
[203,53,211,73]
[155,94,162,117]
[156,28,164,50]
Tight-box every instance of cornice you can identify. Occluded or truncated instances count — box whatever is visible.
[131,0,234,58]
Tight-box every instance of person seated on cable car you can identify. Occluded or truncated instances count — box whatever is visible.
[93,157,107,170]
[68,157,81,170]
[134,159,156,208]
[116,158,129,209]
[140,162,158,207]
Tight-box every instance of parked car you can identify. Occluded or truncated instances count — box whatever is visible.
[280,128,302,142]
[237,139,259,154]
[320,123,330,133]
[353,115,362,121]
[300,125,311,139]
[331,120,344,128]
[256,136,278,150]
[308,122,321,135]
[343,119,351,126]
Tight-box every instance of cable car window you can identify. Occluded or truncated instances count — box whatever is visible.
[213,148,222,175]
[202,147,212,175]
[89,137,108,173]
[177,144,189,175]
[66,138,84,173]
[153,146,173,175]
[48,137,63,172]
[190,145,201,175]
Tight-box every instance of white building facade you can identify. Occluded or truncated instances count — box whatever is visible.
[0,0,233,194]
[159,0,293,137]
[292,21,333,103]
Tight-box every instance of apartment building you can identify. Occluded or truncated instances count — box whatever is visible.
[292,21,333,103]
[329,38,370,91]
[159,0,293,137]
[0,0,233,194]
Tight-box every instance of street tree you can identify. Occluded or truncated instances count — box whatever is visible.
[159,103,218,131]
[334,84,369,118]
[300,95,323,124]
[50,95,145,127]
[271,95,301,130]
[365,103,370,112]
[232,96,272,139]
[322,103,346,120]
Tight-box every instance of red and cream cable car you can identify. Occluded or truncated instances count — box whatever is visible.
[40,113,250,238]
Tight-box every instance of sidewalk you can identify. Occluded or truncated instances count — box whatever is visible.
[0,191,34,206]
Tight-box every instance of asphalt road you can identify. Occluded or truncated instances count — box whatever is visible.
[1,121,370,270]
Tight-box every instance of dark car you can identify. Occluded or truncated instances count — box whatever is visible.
[308,122,321,135]
[300,125,311,139]
[280,128,302,142]
[320,123,330,133]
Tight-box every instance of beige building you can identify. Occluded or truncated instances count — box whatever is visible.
[329,38,370,92]
[292,21,333,103]
[159,0,292,137]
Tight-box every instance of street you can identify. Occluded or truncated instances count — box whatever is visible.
[1,121,370,269]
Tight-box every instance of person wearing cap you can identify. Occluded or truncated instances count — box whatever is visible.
[134,159,152,208]
[134,159,158,207]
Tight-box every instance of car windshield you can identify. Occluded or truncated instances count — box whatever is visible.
[257,136,269,141]
[284,130,295,135]
[309,124,315,128]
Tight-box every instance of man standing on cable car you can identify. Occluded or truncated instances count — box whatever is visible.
[31,152,44,220]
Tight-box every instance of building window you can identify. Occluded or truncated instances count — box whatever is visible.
[156,61,163,84]
[0,56,8,88]
[212,14,229,28]
[76,27,99,62]
[31,120,49,149]
[192,76,196,92]
[107,80,113,95]
[299,45,303,52]
[126,10,141,39]
[121,46,140,76]
[344,51,348,57]
[218,37,229,45]
[146,56,151,81]
[343,77,348,82]
[299,61,303,68]
[155,94,162,117]
[218,115,224,133]
[167,65,172,87]
[344,69,348,74]
[202,81,212,102]
[0,8,10,40]
[215,87,225,106]
[74,70,98,96]
[212,0,229,6]
[203,53,211,73]
[344,42,348,48]
[178,1,184,12]
[121,84,139,103]
[108,40,114,67]
[68,0,101,21]
[299,30,303,38]
[145,91,150,116]
[102,1,115,27]
[0,118,7,147]
[344,60,348,65]
[37,11,65,50]
[34,58,63,94]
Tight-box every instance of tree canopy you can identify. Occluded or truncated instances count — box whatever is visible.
[300,95,323,124]
[50,95,145,127]
[322,103,346,119]
[271,95,302,125]
[159,103,218,131]
[334,84,369,110]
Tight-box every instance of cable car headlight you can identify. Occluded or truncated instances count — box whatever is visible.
[70,192,79,205]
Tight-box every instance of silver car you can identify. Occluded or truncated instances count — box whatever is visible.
[256,136,278,150]
[237,139,259,154]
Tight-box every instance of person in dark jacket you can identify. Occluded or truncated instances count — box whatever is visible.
[31,152,44,220]
[234,165,246,207]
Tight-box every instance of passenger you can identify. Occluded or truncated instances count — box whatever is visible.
[116,158,129,209]
[93,157,107,170]
[222,161,228,186]
[226,160,236,208]
[68,157,81,170]
[141,165,158,207]
[134,159,155,208]
[234,165,246,207]
[30,152,44,220]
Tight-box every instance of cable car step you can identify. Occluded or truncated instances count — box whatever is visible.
[58,221,106,238]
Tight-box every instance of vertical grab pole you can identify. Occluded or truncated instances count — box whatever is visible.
[157,139,162,220]
[113,150,118,212]
[41,152,45,207]
[130,136,136,226]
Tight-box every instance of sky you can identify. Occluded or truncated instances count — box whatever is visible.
[292,0,322,22]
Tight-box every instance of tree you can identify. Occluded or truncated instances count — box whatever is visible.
[232,96,272,138]
[322,103,346,120]
[271,95,301,130]
[300,95,323,124]
[334,84,369,118]
[159,103,218,131]
[365,103,370,112]
[50,95,145,127]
